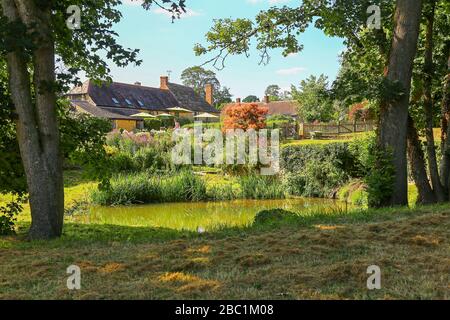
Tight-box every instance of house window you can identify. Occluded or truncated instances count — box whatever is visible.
[125,99,133,106]
[112,98,119,104]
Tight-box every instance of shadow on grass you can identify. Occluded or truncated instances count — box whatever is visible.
[63,170,94,188]
[4,202,449,249]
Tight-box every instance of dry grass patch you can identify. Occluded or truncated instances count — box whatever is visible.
[0,207,449,299]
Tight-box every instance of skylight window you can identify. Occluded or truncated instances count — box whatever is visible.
[112,97,119,104]
[125,99,133,106]
[138,100,144,107]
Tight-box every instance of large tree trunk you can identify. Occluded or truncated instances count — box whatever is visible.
[439,52,450,192]
[422,0,445,201]
[376,0,423,207]
[2,0,64,239]
[407,115,436,204]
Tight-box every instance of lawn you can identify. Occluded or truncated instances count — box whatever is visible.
[0,171,449,299]
[281,132,370,147]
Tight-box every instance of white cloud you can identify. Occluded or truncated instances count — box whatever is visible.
[276,67,306,76]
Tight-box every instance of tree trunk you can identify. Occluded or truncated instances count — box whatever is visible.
[422,0,445,201]
[407,115,436,204]
[376,0,423,207]
[439,52,450,192]
[2,0,64,239]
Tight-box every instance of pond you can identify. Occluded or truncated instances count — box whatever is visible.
[76,198,349,231]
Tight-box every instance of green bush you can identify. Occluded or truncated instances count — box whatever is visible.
[177,117,193,127]
[144,118,162,131]
[281,142,358,198]
[106,130,175,173]
[0,195,26,235]
[365,148,395,208]
[348,132,375,176]
[266,115,296,129]
[183,122,221,130]
[133,147,171,172]
[110,152,135,172]
[348,132,395,207]
[283,161,348,198]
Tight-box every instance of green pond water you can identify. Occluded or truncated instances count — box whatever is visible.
[78,198,348,231]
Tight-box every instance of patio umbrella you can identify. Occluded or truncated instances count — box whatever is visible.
[165,107,193,113]
[131,112,156,118]
[194,112,219,123]
[165,107,193,118]
[194,113,219,119]
[156,113,174,118]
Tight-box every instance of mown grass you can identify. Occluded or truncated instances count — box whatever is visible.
[282,132,368,147]
[1,169,448,300]
[0,204,448,299]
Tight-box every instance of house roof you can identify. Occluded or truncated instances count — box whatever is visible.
[167,82,219,114]
[70,100,135,120]
[68,80,219,114]
[263,101,299,116]
[222,100,299,117]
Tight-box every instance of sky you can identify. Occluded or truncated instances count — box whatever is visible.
[102,0,345,100]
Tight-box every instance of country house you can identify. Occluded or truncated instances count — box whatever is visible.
[222,96,299,119]
[67,76,219,131]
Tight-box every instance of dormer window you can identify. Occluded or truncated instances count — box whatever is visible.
[125,98,133,106]
[112,97,119,104]
[138,100,144,107]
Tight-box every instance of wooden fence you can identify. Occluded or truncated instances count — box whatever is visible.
[299,121,376,138]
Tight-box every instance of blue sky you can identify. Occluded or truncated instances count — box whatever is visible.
[104,0,345,99]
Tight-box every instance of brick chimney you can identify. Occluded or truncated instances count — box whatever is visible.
[205,83,213,105]
[264,95,270,103]
[160,76,169,90]
[236,98,241,103]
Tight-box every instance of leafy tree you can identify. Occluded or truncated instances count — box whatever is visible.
[223,103,268,131]
[348,101,373,122]
[181,66,220,95]
[194,0,430,207]
[265,84,281,101]
[0,0,186,239]
[215,86,233,107]
[0,59,27,234]
[181,66,232,108]
[291,75,333,123]
[279,90,292,101]
[243,95,260,103]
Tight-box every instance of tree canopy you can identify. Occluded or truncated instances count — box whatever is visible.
[180,66,233,108]
[291,74,333,123]
[0,0,188,238]
[243,95,260,103]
